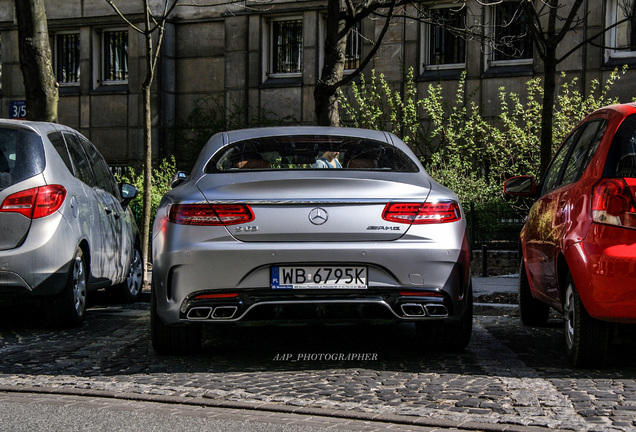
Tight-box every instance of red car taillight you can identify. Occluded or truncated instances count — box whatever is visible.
[592,178,636,228]
[382,201,461,224]
[0,185,66,219]
[168,204,254,226]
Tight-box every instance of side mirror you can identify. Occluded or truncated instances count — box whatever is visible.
[120,182,139,208]
[504,175,537,196]
[171,171,189,189]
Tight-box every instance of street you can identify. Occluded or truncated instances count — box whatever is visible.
[1,288,635,432]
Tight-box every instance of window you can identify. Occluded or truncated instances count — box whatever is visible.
[422,5,466,70]
[205,136,420,173]
[103,30,128,83]
[561,120,607,185]
[48,132,74,174]
[541,130,581,195]
[488,2,533,65]
[79,135,119,197]
[605,0,636,62]
[56,33,80,85]
[65,133,96,187]
[345,21,362,71]
[270,19,303,76]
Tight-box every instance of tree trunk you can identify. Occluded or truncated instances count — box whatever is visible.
[14,0,58,122]
[315,0,347,126]
[539,53,558,178]
[141,22,154,287]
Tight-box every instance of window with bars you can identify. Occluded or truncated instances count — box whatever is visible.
[103,30,128,82]
[492,2,533,62]
[424,6,466,68]
[344,21,362,70]
[56,33,80,85]
[271,19,303,75]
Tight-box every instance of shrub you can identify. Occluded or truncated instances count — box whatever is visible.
[116,156,177,231]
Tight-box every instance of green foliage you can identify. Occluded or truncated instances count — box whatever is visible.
[339,67,627,244]
[177,96,296,166]
[116,156,177,231]
[339,66,627,206]
[339,68,432,156]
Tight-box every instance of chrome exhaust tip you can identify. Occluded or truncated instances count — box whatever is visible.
[186,307,213,320]
[400,303,427,317]
[425,304,449,317]
[211,305,238,320]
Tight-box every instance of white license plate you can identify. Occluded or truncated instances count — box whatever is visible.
[271,266,367,289]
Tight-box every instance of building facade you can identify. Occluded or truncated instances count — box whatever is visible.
[0,0,634,169]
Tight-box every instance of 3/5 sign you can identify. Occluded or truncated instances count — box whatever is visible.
[9,101,27,120]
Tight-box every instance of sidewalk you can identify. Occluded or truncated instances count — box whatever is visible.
[472,274,519,316]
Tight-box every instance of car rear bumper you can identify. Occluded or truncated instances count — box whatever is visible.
[0,213,75,296]
[567,225,636,322]
[153,239,471,326]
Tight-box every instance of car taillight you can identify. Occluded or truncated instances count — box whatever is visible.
[382,201,461,224]
[592,178,636,228]
[0,185,66,219]
[168,204,254,226]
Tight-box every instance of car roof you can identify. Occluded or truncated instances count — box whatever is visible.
[222,126,395,144]
[0,119,74,136]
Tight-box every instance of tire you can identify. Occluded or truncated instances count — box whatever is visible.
[563,274,609,368]
[151,287,202,355]
[416,284,473,352]
[49,248,88,328]
[116,245,143,303]
[518,260,550,326]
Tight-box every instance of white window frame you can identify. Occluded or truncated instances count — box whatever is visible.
[420,3,467,73]
[93,28,128,87]
[54,31,81,87]
[605,0,636,62]
[263,16,303,80]
[483,2,533,70]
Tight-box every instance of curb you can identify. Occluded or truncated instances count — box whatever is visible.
[0,385,571,432]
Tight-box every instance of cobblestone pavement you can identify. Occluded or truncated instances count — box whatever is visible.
[1,293,636,432]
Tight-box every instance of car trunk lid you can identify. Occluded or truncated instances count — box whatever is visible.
[196,175,432,242]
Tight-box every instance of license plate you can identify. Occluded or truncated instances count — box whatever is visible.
[271,266,367,289]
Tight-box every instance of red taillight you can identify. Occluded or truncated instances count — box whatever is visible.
[0,185,66,219]
[382,201,461,224]
[194,292,239,300]
[592,178,636,228]
[168,204,254,226]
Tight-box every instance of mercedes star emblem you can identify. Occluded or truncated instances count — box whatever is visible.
[308,208,329,225]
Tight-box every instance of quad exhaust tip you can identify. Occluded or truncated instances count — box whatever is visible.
[400,303,449,318]
[186,305,238,320]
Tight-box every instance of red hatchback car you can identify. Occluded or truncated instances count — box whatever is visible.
[505,103,636,367]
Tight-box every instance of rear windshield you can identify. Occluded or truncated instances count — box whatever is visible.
[606,114,636,177]
[204,136,420,173]
[0,127,45,190]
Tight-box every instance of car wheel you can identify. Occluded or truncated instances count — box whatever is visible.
[117,245,143,303]
[518,260,549,326]
[150,287,202,355]
[416,284,473,352]
[563,273,609,368]
[49,248,88,328]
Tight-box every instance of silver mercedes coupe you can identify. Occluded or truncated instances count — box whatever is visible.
[151,127,472,354]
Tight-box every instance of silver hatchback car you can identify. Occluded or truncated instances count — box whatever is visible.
[151,127,472,354]
[0,120,141,327]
